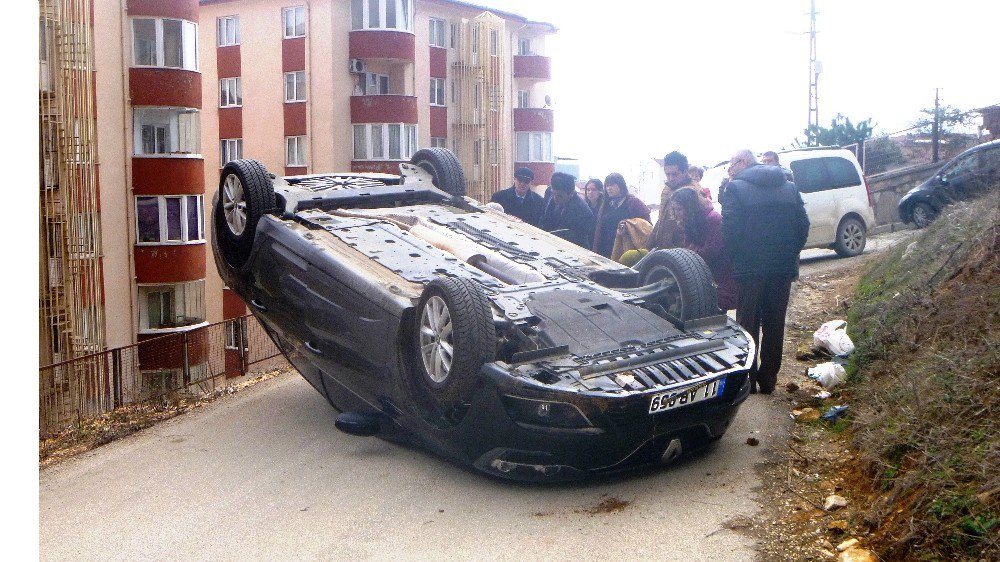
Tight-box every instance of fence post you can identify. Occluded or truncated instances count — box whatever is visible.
[238,317,248,376]
[182,330,190,386]
[112,348,122,408]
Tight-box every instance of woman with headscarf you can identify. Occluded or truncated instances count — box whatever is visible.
[669,186,737,310]
[592,173,650,258]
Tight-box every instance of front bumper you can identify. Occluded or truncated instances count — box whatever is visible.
[435,367,752,482]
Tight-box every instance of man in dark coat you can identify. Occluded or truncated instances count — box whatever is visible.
[721,149,810,394]
[490,167,545,227]
[540,172,595,248]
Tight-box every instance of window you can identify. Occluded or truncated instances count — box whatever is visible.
[490,85,499,112]
[133,107,200,156]
[430,78,445,106]
[132,18,198,71]
[789,157,862,193]
[490,29,499,56]
[138,281,206,332]
[218,16,239,46]
[225,319,248,351]
[429,18,446,47]
[450,79,458,104]
[282,6,305,38]
[219,77,242,107]
[286,136,307,166]
[518,38,532,55]
[220,138,242,167]
[350,0,413,32]
[359,72,389,95]
[449,22,459,49]
[284,71,306,102]
[517,90,529,108]
[352,123,418,160]
[516,131,552,162]
[136,195,204,244]
[431,137,446,148]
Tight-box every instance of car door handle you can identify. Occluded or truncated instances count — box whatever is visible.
[250,299,267,311]
[304,341,323,355]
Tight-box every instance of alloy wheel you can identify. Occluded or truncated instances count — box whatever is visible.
[222,174,248,236]
[419,295,454,383]
[842,221,864,253]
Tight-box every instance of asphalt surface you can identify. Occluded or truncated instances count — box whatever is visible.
[39,230,915,561]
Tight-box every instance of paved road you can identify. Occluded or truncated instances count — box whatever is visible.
[798,228,915,276]
[39,230,915,561]
[40,372,787,561]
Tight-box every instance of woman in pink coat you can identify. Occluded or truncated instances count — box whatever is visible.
[669,187,737,310]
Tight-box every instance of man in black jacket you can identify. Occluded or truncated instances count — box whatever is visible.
[721,150,810,394]
[541,172,595,248]
[490,168,545,227]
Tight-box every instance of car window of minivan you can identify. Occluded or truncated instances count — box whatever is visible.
[789,156,861,193]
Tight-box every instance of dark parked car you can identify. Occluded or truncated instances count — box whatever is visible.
[212,148,754,481]
[898,139,1000,228]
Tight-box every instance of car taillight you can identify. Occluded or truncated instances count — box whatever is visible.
[863,176,874,207]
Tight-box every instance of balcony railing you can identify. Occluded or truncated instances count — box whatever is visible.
[350,95,418,124]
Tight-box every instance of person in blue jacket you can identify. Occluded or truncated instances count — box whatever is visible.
[540,172,595,248]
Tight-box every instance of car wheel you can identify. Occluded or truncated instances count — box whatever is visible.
[911,202,935,229]
[833,216,866,258]
[215,159,275,269]
[636,249,719,321]
[413,277,496,409]
[410,148,467,197]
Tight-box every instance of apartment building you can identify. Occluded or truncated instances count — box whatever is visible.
[39,0,555,369]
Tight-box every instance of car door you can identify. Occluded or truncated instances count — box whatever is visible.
[789,157,838,245]
[789,156,865,247]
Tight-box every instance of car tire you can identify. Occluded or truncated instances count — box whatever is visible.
[215,159,276,269]
[911,202,936,229]
[833,216,866,258]
[635,249,719,321]
[413,277,496,409]
[410,148,467,197]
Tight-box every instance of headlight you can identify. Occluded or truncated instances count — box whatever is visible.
[502,396,592,429]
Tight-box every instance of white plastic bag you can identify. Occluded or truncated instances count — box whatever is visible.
[813,319,856,356]
[808,362,846,389]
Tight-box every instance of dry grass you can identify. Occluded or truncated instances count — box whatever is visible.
[845,193,1000,560]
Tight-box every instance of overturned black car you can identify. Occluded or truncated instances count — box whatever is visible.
[212,148,754,481]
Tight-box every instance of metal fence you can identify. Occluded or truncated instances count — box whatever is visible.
[39,315,285,437]
[859,127,981,177]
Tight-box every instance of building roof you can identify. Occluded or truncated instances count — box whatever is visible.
[198,0,557,32]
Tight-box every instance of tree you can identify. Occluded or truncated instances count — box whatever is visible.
[797,114,876,148]
[914,104,976,136]
[862,136,907,174]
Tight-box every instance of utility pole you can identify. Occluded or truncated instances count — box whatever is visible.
[932,88,940,163]
[807,0,820,145]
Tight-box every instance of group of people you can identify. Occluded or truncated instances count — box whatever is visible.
[489,149,810,395]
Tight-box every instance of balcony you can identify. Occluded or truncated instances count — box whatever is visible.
[513,55,551,81]
[350,95,418,124]
[349,30,415,62]
[514,108,554,132]
[129,68,202,108]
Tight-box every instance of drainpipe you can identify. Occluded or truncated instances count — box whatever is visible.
[119,0,138,342]
[306,0,315,168]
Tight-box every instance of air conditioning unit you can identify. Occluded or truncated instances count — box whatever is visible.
[349,59,365,73]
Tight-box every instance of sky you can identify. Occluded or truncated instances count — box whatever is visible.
[484,0,1000,198]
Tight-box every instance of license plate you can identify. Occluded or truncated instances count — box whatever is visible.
[649,378,725,414]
